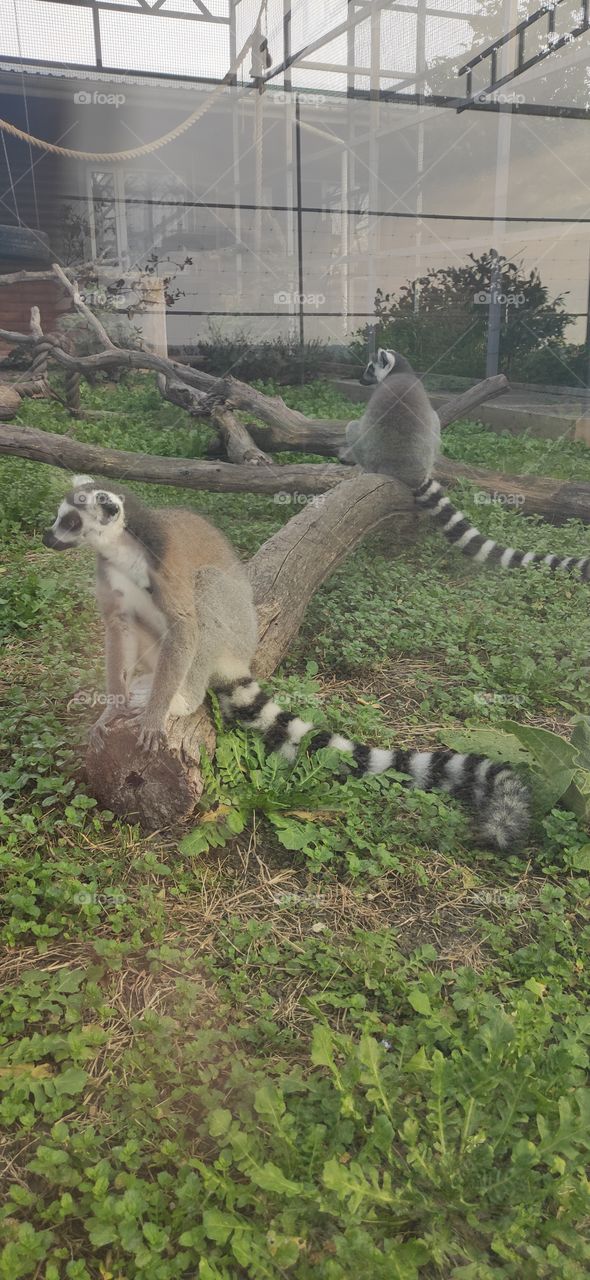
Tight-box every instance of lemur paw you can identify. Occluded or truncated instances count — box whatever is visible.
[88,704,130,749]
[136,716,167,753]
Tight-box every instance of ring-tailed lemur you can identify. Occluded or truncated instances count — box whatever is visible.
[42,476,531,850]
[347,349,590,581]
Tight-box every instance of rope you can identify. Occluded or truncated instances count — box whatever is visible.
[65,367,81,414]
[29,337,54,381]
[0,2,265,164]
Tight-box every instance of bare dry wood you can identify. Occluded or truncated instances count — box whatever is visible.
[436,456,590,524]
[246,373,511,454]
[211,404,273,466]
[0,320,509,455]
[0,269,58,285]
[249,473,417,677]
[0,328,34,346]
[27,306,52,390]
[52,263,117,351]
[155,372,209,416]
[437,374,509,429]
[0,327,214,390]
[0,422,346,494]
[0,385,21,419]
[86,706,216,828]
[3,420,589,523]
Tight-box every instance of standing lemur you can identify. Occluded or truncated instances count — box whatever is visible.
[43,475,530,851]
[347,349,590,580]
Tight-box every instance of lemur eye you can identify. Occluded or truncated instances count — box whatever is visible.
[60,511,82,532]
[96,493,120,519]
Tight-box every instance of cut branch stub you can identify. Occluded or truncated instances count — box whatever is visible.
[86,707,216,827]
[0,385,21,419]
[211,404,273,466]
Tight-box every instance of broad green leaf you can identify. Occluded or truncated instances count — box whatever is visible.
[179,828,209,856]
[254,1083,286,1125]
[407,1045,431,1071]
[439,726,533,767]
[566,841,590,870]
[408,988,432,1017]
[87,1221,117,1248]
[202,1209,236,1245]
[497,720,584,813]
[250,1162,303,1196]
[53,1067,87,1095]
[311,1023,336,1070]
[562,772,590,823]
[570,715,590,768]
[500,720,578,779]
[358,1034,382,1073]
[208,1107,232,1138]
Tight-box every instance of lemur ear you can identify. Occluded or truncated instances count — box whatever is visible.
[95,491,121,519]
[377,349,394,368]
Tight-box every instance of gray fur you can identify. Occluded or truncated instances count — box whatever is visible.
[43,477,258,751]
[346,349,440,489]
[350,351,589,582]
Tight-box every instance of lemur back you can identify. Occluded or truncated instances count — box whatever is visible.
[349,349,590,582]
[346,354,440,488]
[42,475,531,851]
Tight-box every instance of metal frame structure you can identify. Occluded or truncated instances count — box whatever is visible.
[2,0,589,374]
[2,0,588,118]
[458,0,590,113]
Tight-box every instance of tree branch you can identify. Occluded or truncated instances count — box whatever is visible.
[52,263,116,351]
[3,419,588,524]
[437,374,509,429]
[0,421,346,494]
[249,474,417,677]
[211,404,273,466]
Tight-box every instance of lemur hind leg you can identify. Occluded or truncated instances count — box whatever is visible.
[169,567,258,719]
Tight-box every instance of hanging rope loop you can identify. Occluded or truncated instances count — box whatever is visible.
[0,1,267,164]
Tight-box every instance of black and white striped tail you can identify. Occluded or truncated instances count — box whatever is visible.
[414,478,590,579]
[216,677,531,852]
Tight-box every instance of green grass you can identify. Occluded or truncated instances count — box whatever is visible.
[0,375,589,1279]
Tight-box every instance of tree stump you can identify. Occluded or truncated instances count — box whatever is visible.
[0,384,21,420]
[86,707,216,827]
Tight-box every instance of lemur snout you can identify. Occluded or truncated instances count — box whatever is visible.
[42,528,70,551]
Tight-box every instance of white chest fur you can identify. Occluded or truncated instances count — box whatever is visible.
[102,539,167,637]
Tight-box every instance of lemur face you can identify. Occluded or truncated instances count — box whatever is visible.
[42,475,125,552]
[359,348,397,385]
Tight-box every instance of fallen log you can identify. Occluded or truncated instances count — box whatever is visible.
[2,419,590,523]
[249,473,416,677]
[86,706,216,828]
[0,422,346,494]
[245,374,510,455]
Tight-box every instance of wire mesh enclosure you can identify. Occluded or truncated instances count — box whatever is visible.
[1,0,589,386]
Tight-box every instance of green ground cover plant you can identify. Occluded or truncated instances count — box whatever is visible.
[0,376,588,1277]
